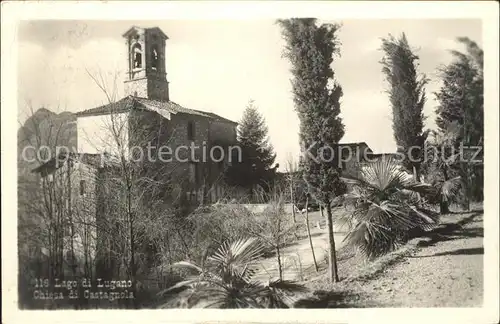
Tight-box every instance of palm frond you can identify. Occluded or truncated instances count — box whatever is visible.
[259,279,307,308]
[267,279,308,292]
[161,238,305,309]
[209,237,264,267]
[342,158,443,259]
[441,176,463,203]
[171,261,203,273]
[404,181,437,197]
[361,158,407,192]
[157,278,199,295]
[344,219,400,259]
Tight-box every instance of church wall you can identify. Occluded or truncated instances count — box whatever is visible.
[70,161,99,278]
[124,78,169,101]
[208,120,237,145]
[124,78,149,98]
[167,112,211,201]
[77,112,130,157]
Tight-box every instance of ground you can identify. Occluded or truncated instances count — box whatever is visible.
[349,211,483,307]
[159,205,484,308]
[254,208,348,282]
[292,207,484,308]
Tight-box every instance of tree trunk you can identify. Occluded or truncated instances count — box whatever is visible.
[127,185,138,309]
[440,168,450,214]
[439,198,449,214]
[290,183,299,240]
[413,164,421,183]
[289,177,296,224]
[465,164,472,211]
[325,203,339,282]
[305,198,318,272]
[276,244,283,280]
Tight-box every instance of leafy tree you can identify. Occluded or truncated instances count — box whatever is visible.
[159,238,307,308]
[278,18,346,283]
[341,158,439,259]
[434,37,484,204]
[226,100,277,200]
[423,122,464,214]
[380,33,429,182]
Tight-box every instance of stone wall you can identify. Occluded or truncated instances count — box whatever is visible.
[124,77,169,102]
[222,203,296,214]
[128,109,237,204]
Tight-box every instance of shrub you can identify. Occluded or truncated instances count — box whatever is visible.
[341,158,439,259]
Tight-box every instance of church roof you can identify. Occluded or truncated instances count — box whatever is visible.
[336,142,373,156]
[75,96,238,125]
[122,26,169,40]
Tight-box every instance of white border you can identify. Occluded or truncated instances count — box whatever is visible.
[2,1,499,324]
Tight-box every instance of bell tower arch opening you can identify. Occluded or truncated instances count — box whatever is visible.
[123,26,170,102]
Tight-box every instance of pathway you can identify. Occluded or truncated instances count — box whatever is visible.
[355,211,484,307]
[254,209,349,282]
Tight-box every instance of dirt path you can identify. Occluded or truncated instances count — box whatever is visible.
[254,210,348,282]
[354,212,484,307]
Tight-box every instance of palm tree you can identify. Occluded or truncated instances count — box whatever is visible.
[158,237,307,308]
[340,158,439,259]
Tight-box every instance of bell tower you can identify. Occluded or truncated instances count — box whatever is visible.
[123,26,170,102]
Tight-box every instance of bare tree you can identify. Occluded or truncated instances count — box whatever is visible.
[17,102,89,308]
[248,188,298,280]
[83,68,215,307]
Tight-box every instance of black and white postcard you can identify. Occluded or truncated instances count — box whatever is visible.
[2,1,499,324]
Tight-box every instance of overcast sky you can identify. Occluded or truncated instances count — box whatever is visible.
[18,19,481,168]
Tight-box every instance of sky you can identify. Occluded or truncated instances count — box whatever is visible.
[17,19,482,169]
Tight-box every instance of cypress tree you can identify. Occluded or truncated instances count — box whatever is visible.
[279,18,346,282]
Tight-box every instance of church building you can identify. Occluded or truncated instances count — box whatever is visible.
[31,26,238,279]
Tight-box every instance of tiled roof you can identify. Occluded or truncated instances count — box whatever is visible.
[76,96,238,125]
[75,96,135,117]
[337,142,371,149]
[31,152,109,173]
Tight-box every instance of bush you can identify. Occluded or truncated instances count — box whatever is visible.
[341,158,439,259]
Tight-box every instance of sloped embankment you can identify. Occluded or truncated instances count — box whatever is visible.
[297,209,484,308]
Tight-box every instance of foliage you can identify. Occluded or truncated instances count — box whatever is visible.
[422,122,466,213]
[159,238,307,308]
[341,158,439,259]
[186,203,258,263]
[380,33,429,181]
[278,18,346,282]
[435,38,483,144]
[434,37,484,202]
[225,100,277,198]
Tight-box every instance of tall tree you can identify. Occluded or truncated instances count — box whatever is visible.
[279,18,346,283]
[226,100,277,199]
[435,37,484,204]
[381,33,429,182]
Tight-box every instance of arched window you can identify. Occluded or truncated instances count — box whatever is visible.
[131,43,142,69]
[187,121,195,140]
[151,45,159,70]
